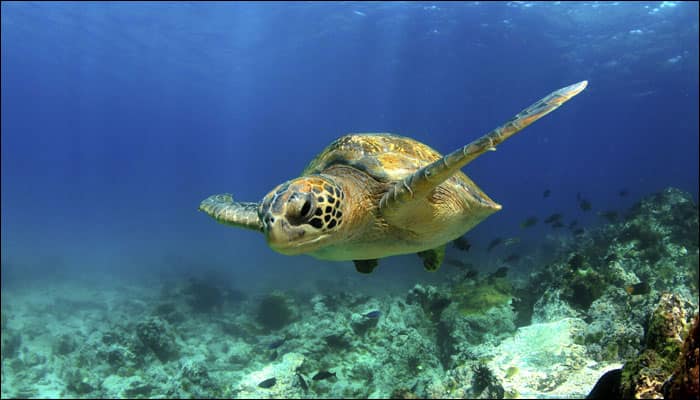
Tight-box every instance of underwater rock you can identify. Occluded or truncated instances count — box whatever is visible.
[1,329,21,360]
[439,297,516,366]
[102,375,156,398]
[135,316,180,362]
[621,292,695,399]
[256,291,297,331]
[153,301,186,324]
[646,293,694,360]
[451,278,512,317]
[52,333,77,356]
[531,288,580,323]
[488,318,622,398]
[63,367,100,395]
[180,359,216,395]
[421,276,516,370]
[390,387,419,399]
[526,188,698,318]
[183,278,224,313]
[472,362,504,399]
[226,339,254,366]
[232,352,306,398]
[583,288,647,362]
[122,376,155,397]
[350,311,379,335]
[425,359,505,399]
[665,313,699,400]
[406,283,451,321]
[383,327,442,384]
[181,359,212,387]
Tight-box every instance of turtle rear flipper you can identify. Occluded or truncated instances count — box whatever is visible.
[417,244,446,272]
[379,81,588,219]
[354,259,379,274]
[199,194,263,232]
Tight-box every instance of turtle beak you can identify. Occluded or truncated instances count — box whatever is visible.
[263,213,309,255]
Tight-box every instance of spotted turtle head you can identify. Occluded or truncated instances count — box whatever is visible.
[259,175,345,255]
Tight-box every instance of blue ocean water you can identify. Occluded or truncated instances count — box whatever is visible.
[3,1,697,289]
[0,2,698,398]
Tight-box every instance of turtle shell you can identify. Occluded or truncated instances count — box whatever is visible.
[301,133,448,182]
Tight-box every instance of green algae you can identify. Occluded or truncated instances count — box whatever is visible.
[453,277,512,316]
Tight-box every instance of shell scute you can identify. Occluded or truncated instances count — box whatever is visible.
[302,133,443,182]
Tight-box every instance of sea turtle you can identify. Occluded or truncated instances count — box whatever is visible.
[200,81,587,273]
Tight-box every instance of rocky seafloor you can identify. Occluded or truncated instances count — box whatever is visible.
[1,187,698,399]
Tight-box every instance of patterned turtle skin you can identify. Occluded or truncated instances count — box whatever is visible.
[199,81,587,273]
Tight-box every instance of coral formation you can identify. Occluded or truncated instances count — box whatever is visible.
[256,291,297,331]
[135,317,181,362]
[620,293,695,398]
[452,277,512,316]
[0,187,697,399]
[665,314,699,399]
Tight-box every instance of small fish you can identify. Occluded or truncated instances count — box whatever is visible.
[625,282,650,295]
[504,237,521,246]
[445,257,469,269]
[269,349,278,361]
[258,377,277,388]
[520,217,537,228]
[504,254,520,263]
[579,199,592,211]
[297,373,308,392]
[551,221,565,229]
[618,189,628,197]
[452,236,471,252]
[489,266,509,278]
[463,269,478,280]
[604,253,618,263]
[543,189,551,198]
[267,336,286,350]
[312,370,337,381]
[487,238,503,252]
[363,310,381,319]
[568,220,578,229]
[573,228,585,236]
[544,213,563,224]
[353,10,366,16]
[568,253,585,270]
[598,210,618,222]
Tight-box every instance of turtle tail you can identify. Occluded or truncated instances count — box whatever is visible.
[199,194,263,232]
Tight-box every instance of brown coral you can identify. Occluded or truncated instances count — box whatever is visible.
[621,293,693,399]
[665,314,699,400]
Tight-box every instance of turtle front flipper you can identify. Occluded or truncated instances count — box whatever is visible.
[379,81,588,216]
[199,194,263,232]
[417,244,446,272]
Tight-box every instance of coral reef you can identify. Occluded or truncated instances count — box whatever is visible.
[488,318,621,398]
[135,317,181,362]
[0,187,697,399]
[518,188,699,363]
[232,352,306,398]
[620,293,695,398]
[256,291,298,331]
[665,314,699,400]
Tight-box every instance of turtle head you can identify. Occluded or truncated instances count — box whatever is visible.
[259,175,345,255]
